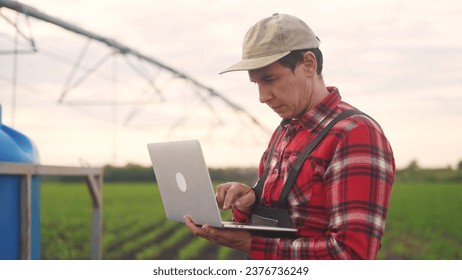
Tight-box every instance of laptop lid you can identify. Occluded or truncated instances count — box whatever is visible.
[147,139,297,233]
[147,139,223,228]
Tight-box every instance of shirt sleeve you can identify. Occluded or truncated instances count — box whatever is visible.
[232,207,251,223]
[248,124,395,259]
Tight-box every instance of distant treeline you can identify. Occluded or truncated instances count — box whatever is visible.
[44,160,462,184]
[396,160,462,183]
[44,163,259,186]
[102,164,259,185]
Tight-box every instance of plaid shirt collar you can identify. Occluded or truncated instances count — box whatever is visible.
[280,86,342,132]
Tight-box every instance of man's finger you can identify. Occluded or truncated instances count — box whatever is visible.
[184,215,203,236]
[216,183,232,209]
[235,188,256,208]
[222,183,241,209]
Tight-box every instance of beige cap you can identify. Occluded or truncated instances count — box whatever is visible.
[220,13,320,74]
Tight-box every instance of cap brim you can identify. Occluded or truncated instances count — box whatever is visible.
[219,52,290,74]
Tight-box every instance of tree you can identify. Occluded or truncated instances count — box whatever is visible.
[407,159,420,171]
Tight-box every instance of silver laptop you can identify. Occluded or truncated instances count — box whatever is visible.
[147,139,297,233]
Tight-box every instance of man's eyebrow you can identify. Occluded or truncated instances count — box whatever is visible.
[250,73,274,83]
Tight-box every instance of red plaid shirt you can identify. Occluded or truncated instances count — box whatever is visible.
[233,87,395,259]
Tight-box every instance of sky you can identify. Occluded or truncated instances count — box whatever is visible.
[1,0,461,170]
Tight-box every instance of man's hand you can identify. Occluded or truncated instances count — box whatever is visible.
[184,216,252,253]
[215,182,256,214]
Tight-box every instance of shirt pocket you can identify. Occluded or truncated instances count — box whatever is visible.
[286,156,327,206]
[287,156,329,228]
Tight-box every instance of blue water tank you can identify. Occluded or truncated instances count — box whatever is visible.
[0,105,40,259]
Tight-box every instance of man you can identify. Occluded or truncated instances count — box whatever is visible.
[184,13,395,259]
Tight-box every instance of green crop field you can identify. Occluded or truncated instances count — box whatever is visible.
[378,182,462,260]
[40,180,462,259]
[40,181,243,260]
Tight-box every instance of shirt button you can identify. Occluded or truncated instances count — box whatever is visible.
[274,168,279,174]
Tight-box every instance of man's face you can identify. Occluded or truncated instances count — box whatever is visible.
[249,61,312,119]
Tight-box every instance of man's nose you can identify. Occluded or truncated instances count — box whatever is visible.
[258,84,272,104]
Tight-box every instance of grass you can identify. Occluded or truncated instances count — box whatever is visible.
[378,181,462,259]
[40,181,237,260]
[40,182,92,259]
[40,180,462,259]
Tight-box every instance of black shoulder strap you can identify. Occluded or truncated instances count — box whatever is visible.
[253,119,289,203]
[276,109,367,208]
[254,110,368,207]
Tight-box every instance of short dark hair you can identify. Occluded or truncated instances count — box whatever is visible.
[278,48,323,75]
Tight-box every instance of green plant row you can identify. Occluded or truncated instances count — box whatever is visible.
[378,182,462,259]
[40,181,462,260]
[40,182,239,259]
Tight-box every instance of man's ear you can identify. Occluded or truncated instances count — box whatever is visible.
[302,51,317,77]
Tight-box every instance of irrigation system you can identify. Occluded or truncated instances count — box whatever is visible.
[0,0,269,133]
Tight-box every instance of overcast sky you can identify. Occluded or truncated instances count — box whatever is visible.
[1,0,461,169]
